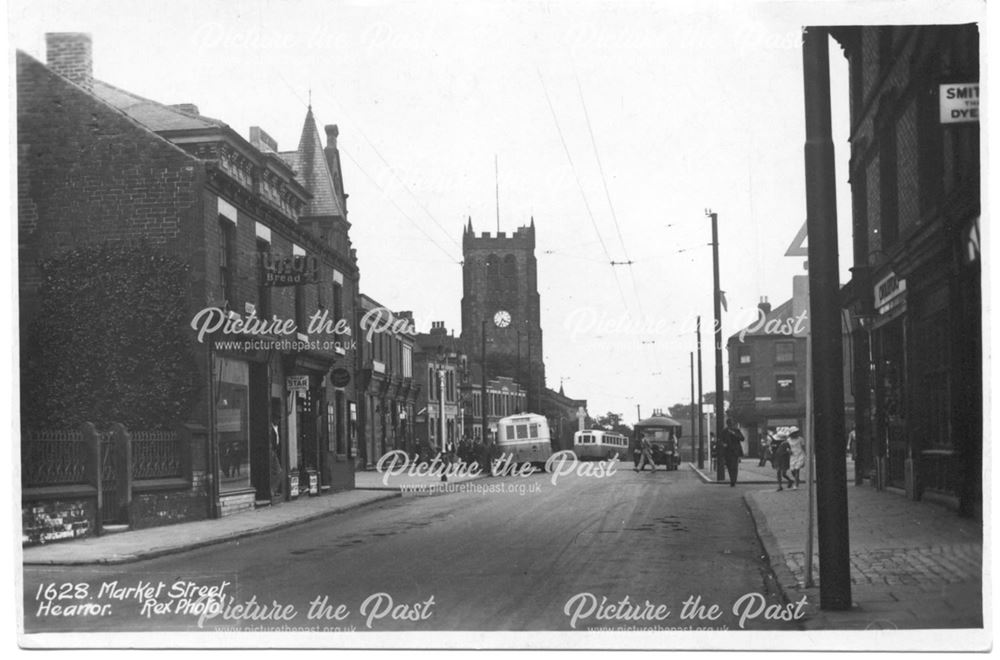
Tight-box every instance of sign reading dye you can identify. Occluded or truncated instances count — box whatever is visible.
[940,83,979,123]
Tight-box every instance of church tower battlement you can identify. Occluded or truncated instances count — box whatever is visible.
[461,217,544,410]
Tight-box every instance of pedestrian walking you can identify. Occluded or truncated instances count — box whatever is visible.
[719,418,744,486]
[757,427,772,467]
[847,426,857,462]
[787,427,806,489]
[634,433,657,472]
[709,432,717,471]
[773,428,793,491]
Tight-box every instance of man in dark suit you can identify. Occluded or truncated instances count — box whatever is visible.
[720,418,745,487]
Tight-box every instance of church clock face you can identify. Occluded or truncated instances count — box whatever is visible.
[493,310,512,328]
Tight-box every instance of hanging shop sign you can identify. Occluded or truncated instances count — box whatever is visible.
[874,272,906,314]
[286,375,310,392]
[940,83,979,124]
[330,368,352,389]
[259,252,320,287]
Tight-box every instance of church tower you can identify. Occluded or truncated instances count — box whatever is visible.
[461,218,545,411]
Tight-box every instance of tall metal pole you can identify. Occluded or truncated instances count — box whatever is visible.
[708,210,725,482]
[696,316,704,469]
[526,335,533,413]
[802,26,851,610]
[689,352,696,464]
[516,329,522,412]
[481,318,488,447]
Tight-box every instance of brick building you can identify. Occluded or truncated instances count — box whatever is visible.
[830,25,981,515]
[727,283,810,457]
[727,275,855,458]
[19,33,361,540]
[355,296,419,467]
[413,322,468,453]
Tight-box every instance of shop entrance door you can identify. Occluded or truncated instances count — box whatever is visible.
[296,380,322,494]
[876,319,907,489]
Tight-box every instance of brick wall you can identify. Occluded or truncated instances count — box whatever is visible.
[131,488,208,530]
[17,52,204,321]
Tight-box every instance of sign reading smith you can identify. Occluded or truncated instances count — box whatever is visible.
[259,252,320,287]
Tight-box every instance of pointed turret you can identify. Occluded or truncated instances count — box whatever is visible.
[292,107,345,219]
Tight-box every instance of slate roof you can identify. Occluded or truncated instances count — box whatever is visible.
[90,79,227,132]
[288,107,346,218]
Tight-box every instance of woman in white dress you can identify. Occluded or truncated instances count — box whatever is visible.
[787,427,806,489]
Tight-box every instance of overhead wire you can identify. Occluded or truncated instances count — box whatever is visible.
[536,67,632,317]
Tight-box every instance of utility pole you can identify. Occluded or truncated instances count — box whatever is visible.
[802,26,851,610]
[689,352,695,464]
[516,329,522,412]
[707,209,725,482]
[696,315,704,470]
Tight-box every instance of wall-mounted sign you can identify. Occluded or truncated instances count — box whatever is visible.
[940,83,979,123]
[259,252,320,287]
[330,368,351,388]
[287,375,309,392]
[874,272,906,313]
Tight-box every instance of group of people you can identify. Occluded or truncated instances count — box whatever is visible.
[761,426,807,491]
[718,419,808,491]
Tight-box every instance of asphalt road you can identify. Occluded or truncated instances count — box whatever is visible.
[23,464,799,633]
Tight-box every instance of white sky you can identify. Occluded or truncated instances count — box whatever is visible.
[8,0,987,420]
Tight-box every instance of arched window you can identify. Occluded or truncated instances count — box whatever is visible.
[463,258,475,296]
[486,253,501,296]
[502,254,517,296]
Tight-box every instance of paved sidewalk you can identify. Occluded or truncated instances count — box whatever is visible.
[689,457,784,484]
[743,481,983,630]
[22,489,401,566]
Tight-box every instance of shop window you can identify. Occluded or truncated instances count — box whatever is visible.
[739,376,753,395]
[775,375,796,401]
[214,357,250,492]
[738,346,752,365]
[775,341,795,364]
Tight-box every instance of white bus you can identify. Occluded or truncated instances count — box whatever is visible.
[496,413,553,468]
[573,429,629,461]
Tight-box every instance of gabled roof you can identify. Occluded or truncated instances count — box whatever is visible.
[290,107,346,218]
[91,79,226,132]
[727,296,800,344]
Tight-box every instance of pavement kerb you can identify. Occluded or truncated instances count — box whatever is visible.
[22,491,401,567]
[686,462,776,485]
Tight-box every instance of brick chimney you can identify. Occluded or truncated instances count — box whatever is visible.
[324,124,339,149]
[429,321,447,336]
[46,33,93,91]
[758,296,772,315]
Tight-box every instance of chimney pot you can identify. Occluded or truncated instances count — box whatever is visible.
[325,124,339,148]
[46,32,93,91]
